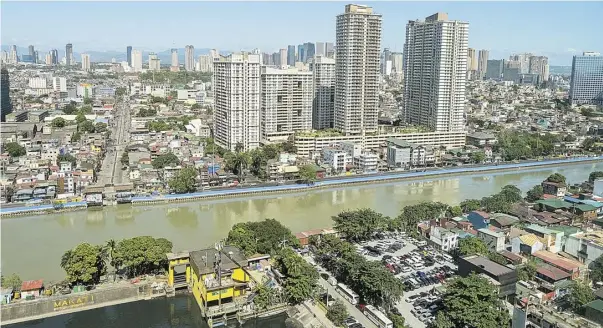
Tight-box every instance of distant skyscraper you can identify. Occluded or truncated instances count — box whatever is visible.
[209,49,219,59]
[287,45,296,66]
[127,46,132,67]
[1,68,12,122]
[34,51,39,64]
[213,53,261,151]
[391,52,403,74]
[171,49,179,71]
[403,12,468,132]
[335,4,381,135]
[529,56,549,82]
[260,67,313,142]
[28,45,35,58]
[9,45,17,64]
[197,55,213,73]
[485,59,505,79]
[326,43,335,58]
[51,49,59,65]
[53,77,67,92]
[279,48,287,67]
[569,52,603,106]
[131,50,143,72]
[185,45,195,71]
[310,56,336,129]
[45,52,52,65]
[315,42,326,57]
[477,49,489,79]
[467,48,478,71]
[65,43,73,66]
[1,51,8,64]
[148,53,161,71]
[81,54,91,72]
[298,44,306,63]
[381,48,392,75]
[304,42,316,62]
[509,53,532,74]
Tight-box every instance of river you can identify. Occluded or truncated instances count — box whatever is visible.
[5,295,287,328]
[2,162,602,282]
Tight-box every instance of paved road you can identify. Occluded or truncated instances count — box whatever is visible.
[97,98,131,186]
[316,277,377,328]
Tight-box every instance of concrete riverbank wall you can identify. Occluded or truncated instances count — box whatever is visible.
[0,283,154,325]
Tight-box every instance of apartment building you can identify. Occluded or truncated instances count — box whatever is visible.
[386,138,437,168]
[309,56,336,129]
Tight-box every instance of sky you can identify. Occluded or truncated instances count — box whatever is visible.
[2,1,602,65]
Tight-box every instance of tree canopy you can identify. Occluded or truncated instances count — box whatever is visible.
[395,202,449,235]
[168,167,198,194]
[298,165,317,184]
[326,299,349,326]
[275,248,319,304]
[57,153,77,166]
[332,208,389,242]
[433,274,510,328]
[589,171,603,183]
[226,219,300,256]
[52,117,67,128]
[458,237,488,257]
[495,131,560,161]
[1,273,22,291]
[516,261,537,282]
[589,254,603,285]
[61,243,106,285]
[525,185,544,202]
[568,281,595,315]
[546,173,566,184]
[3,142,26,157]
[78,120,96,133]
[111,236,173,278]
[152,153,180,169]
[460,199,481,212]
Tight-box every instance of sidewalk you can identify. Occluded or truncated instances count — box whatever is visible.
[304,300,336,328]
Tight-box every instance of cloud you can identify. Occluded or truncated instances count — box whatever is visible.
[566,48,578,53]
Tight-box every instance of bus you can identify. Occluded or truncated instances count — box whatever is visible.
[365,305,393,328]
[336,283,359,305]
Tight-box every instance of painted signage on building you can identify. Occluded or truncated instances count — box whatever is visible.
[53,295,95,311]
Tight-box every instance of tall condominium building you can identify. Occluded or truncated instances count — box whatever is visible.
[403,12,468,132]
[279,48,287,67]
[81,54,91,72]
[529,55,549,81]
[198,54,213,73]
[287,45,296,66]
[45,53,52,65]
[127,46,132,67]
[485,59,505,79]
[53,77,67,92]
[184,45,195,71]
[297,44,306,63]
[213,53,261,151]
[34,51,39,64]
[28,45,35,58]
[209,49,219,59]
[131,50,143,72]
[1,68,12,122]
[315,42,326,57]
[477,49,488,79]
[304,42,316,62]
[309,56,336,129]
[391,52,403,74]
[335,4,382,135]
[509,53,532,74]
[260,67,313,142]
[65,43,73,66]
[51,49,59,65]
[467,48,477,72]
[170,49,179,71]
[148,53,161,71]
[326,43,335,58]
[1,51,8,64]
[569,52,603,106]
[9,45,18,64]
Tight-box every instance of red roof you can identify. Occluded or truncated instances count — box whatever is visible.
[534,250,582,272]
[542,194,557,199]
[537,264,571,281]
[21,279,44,291]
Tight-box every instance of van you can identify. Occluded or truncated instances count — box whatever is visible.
[328,277,338,286]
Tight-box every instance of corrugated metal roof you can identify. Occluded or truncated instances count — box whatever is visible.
[518,234,543,247]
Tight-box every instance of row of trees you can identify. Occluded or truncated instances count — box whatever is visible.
[226,219,301,256]
[60,236,173,285]
[495,131,565,161]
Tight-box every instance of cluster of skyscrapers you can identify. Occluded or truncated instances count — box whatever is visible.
[212,5,471,152]
[483,53,550,85]
[2,43,85,69]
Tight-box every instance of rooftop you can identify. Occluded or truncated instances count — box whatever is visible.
[477,228,505,238]
[537,263,572,281]
[525,224,557,236]
[518,234,544,247]
[573,231,603,248]
[489,213,519,227]
[189,246,248,276]
[533,250,583,272]
[463,255,514,277]
[21,279,44,291]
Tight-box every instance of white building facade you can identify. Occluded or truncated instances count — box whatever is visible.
[309,56,336,129]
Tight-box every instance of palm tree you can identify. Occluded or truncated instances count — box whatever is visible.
[226,152,250,181]
[60,250,72,269]
[104,239,117,268]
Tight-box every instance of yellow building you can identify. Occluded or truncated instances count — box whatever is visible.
[189,246,250,324]
[167,252,191,289]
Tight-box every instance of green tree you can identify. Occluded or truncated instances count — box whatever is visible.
[1,273,22,290]
[78,120,95,133]
[61,243,106,285]
[104,239,117,268]
[57,153,77,166]
[517,261,537,282]
[298,164,317,184]
[276,248,318,304]
[121,152,129,166]
[389,313,406,328]
[190,103,201,110]
[332,209,389,242]
[589,171,603,183]
[63,101,77,114]
[152,153,180,169]
[75,112,87,124]
[481,194,511,213]
[470,151,486,164]
[281,141,297,153]
[95,122,108,133]
[568,281,595,315]
[395,202,449,235]
[83,97,93,105]
[589,254,603,284]
[52,117,67,128]
[71,131,82,142]
[500,185,523,203]
[147,120,170,132]
[254,284,276,310]
[224,151,250,178]
[488,252,507,265]
[448,206,463,217]
[583,137,598,151]
[433,274,510,328]
[227,219,300,256]
[115,87,127,97]
[168,167,198,194]
[458,237,488,256]
[111,236,173,277]
[546,173,566,184]
[525,185,544,202]
[460,199,481,212]
[326,299,348,326]
[3,142,26,157]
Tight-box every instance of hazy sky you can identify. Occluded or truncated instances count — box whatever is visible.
[2,1,602,65]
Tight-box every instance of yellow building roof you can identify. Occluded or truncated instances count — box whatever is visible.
[519,234,543,247]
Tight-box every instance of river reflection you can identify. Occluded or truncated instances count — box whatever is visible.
[2,162,602,281]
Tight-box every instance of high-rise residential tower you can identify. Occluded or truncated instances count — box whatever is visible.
[170,48,179,71]
[403,12,468,132]
[486,59,505,79]
[131,50,143,72]
[529,55,549,82]
[45,52,52,65]
[260,67,313,142]
[315,42,326,57]
[28,45,35,58]
[213,53,261,151]
[127,46,132,67]
[467,48,477,79]
[185,45,195,71]
[391,52,403,75]
[569,52,603,106]
[81,54,91,72]
[279,48,287,67]
[198,55,213,73]
[65,43,73,66]
[310,56,336,129]
[287,45,296,66]
[334,4,382,135]
[51,49,59,65]
[9,45,18,64]
[1,68,12,122]
[477,49,488,80]
[148,53,161,71]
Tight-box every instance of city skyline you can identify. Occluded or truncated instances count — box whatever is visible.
[2,1,602,66]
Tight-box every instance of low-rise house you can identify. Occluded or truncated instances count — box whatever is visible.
[541,181,567,198]
[477,228,506,252]
[565,231,603,265]
[467,211,490,230]
[386,138,436,168]
[533,250,584,280]
[511,233,545,255]
[489,213,520,231]
[534,263,572,300]
[466,132,498,147]
[458,255,517,297]
[429,226,459,252]
[524,224,563,253]
[20,280,44,299]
